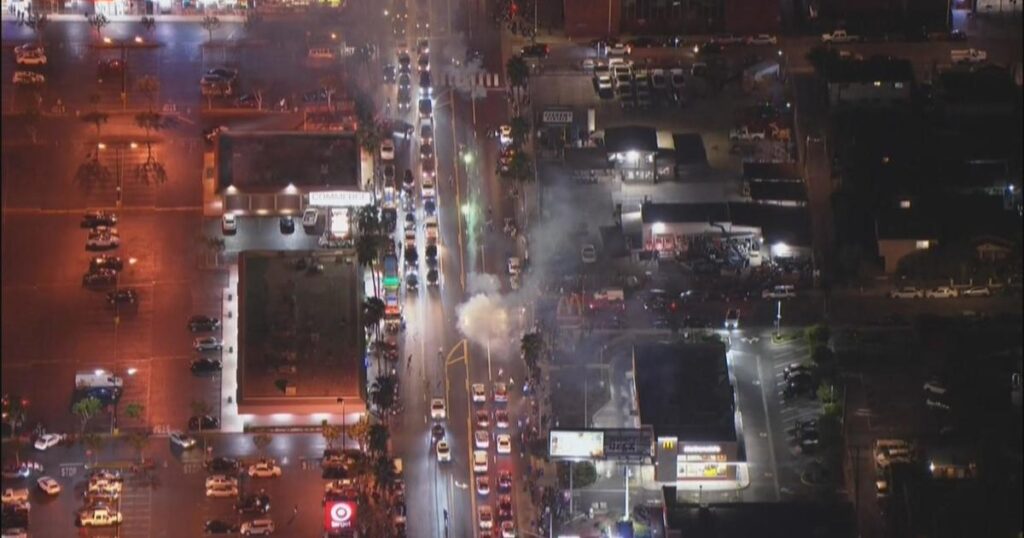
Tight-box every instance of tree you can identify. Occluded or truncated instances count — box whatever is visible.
[200,16,221,43]
[248,77,267,110]
[506,55,529,88]
[805,324,831,347]
[81,110,109,141]
[2,396,29,465]
[321,422,341,450]
[140,15,156,34]
[348,416,371,452]
[372,455,398,493]
[509,115,529,149]
[356,234,382,297]
[362,297,385,330]
[82,433,105,465]
[369,375,397,420]
[367,424,389,456]
[73,397,103,435]
[521,331,544,374]
[319,74,342,111]
[357,120,383,154]
[252,433,273,457]
[24,13,49,45]
[558,461,598,489]
[123,402,144,423]
[135,75,160,113]
[501,151,533,182]
[124,430,151,464]
[134,111,169,184]
[356,204,380,236]
[87,13,109,41]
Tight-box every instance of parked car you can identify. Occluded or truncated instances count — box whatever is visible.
[302,207,319,228]
[170,431,197,449]
[221,213,237,235]
[925,286,958,299]
[83,269,117,287]
[106,289,138,306]
[188,415,220,431]
[205,457,240,474]
[239,518,275,535]
[191,357,222,374]
[889,286,924,299]
[247,459,282,478]
[12,71,45,86]
[90,255,124,272]
[235,493,271,514]
[783,363,813,381]
[745,34,778,45]
[279,215,295,234]
[724,309,740,330]
[194,336,223,351]
[188,315,221,332]
[960,286,991,297]
[204,520,240,534]
[34,433,65,451]
[82,211,118,228]
[86,234,121,250]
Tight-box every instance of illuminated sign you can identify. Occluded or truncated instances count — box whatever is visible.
[542,110,573,124]
[549,430,604,459]
[308,190,373,207]
[323,501,356,530]
[682,444,722,454]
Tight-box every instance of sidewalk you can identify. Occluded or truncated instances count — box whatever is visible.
[0,12,244,22]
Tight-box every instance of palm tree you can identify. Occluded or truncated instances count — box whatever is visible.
[2,396,28,465]
[372,455,398,493]
[362,297,385,330]
[521,331,544,376]
[509,115,530,149]
[81,110,109,143]
[506,55,529,88]
[252,433,273,458]
[200,15,221,44]
[87,13,109,41]
[140,15,156,34]
[356,234,382,297]
[72,397,103,435]
[24,13,48,45]
[367,424,389,456]
[321,422,341,450]
[347,416,371,452]
[369,375,397,421]
[134,111,168,184]
[356,204,380,236]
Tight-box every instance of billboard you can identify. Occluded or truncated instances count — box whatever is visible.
[308,190,373,208]
[323,501,356,531]
[549,430,604,459]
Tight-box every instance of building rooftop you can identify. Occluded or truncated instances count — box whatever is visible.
[877,195,1020,243]
[605,125,659,153]
[216,132,361,193]
[671,133,708,166]
[664,500,855,538]
[641,202,730,225]
[730,203,812,246]
[935,65,1017,106]
[826,56,914,84]
[748,180,807,203]
[237,251,364,413]
[742,161,802,181]
[633,342,735,442]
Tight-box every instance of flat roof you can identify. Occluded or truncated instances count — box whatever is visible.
[665,501,855,538]
[237,251,364,411]
[731,202,812,246]
[671,133,708,166]
[748,180,807,202]
[216,132,361,193]
[641,202,730,225]
[633,342,735,442]
[825,56,914,84]
[743,161,802,181]
[605,126,659,153]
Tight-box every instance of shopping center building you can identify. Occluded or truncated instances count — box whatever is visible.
[631,341,740,482]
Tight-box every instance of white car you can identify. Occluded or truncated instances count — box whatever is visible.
[473,450,488,473]
[14,44,47,65]
[380,139,396,161]
[430,398,446,420]
[580,244,597,264]
[507,257,522,275]
[889,287,924,299]
[170,431,197,449]
[474,431,490,449]
[205,475,238,489]
[77,508,123,527]
[496,434,512,454]
[194,336,223,351]
[498,124,513,145]
[12,71,45,86]
[221,213,237,235]
[745,34,778,45]
[501,520,516,538]
[240,519,275,535]
[961,286,991,297]
[421,178,435,198]
[476,476,490,496]
[86,234,120,250]
[436,440,451,462]
[247,460,282,478]
[34,433,64,451]
[495,409,510,429]
[1,489,29,504]
[88,478,122,495]
[36,476,60,496]
[206,484,239,498]
[302,207,319,228]
[478,505,494,530]
[471,383,487,403]
[493,382,508,403]
[925,286,958,299]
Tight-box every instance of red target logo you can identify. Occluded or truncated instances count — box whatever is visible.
[324,501,356,530]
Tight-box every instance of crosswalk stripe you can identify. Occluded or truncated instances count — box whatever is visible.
[443,72,504,88]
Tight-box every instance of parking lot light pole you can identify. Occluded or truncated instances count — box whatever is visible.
[336,397,346,448]
[775,300,782,337]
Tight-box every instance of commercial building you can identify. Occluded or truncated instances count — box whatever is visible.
[825,56,914,107]
[234,250,365,422]
[661,495,855,538]
[631,342,739,482]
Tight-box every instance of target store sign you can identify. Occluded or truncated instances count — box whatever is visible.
[324,501,356,530]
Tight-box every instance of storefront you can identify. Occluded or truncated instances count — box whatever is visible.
[656,438,739,482]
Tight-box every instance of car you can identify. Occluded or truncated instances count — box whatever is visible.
[235,493,271,514]
[495,409,510,429]
[381,139,396,161]
[276,215,295,234]
[507,257,522,275]
[188,315,221,332]
[87,469,122,482]
[14,44,47,65]
[473,450,488,473]
[194,336,223,352]
[83,269,117,287]
[497,124,513,145]
[436,440,451,462]
[418,53,430,71]
[206,484,239,498]
[476,476,490,496]
[496,434,512,454]
[923,379,947,396]
[233,93,261,109]
[190,357,223,374]
[188,415,220,431]
[606,42,629,56]
[221,213,238,235]
[86,234,120,250]
[798,429,820,450]
[421,177,436,198]
[475,431,490,449]
[431,423,446,441]
[1,488,29,505]
[478,505,495,529]
[398,72,412,91]
[90,255,124,272]
[383,164,396,185]
[12,71,45,86]
[889,286,924,299]
[784,373,815,398]
[107,289,138,306]
[926,396,951,411]
[794,418,818,436]
[33,433,64,451]
[206,457,240,473]
[204,520,240,534]
[745,34,778,45]
[88,225,119,238]
[420,122,434,144]
[206,67,238,84]
[87,478,122,495]
[580,244,597,264]
[2,462,42,480]
[497,470,513,492]
[783,363,813,381]
[497,494,514,518]
[77,507,123,527]
[725,309,740,330]
[402,169,415,192]
[762,285,796,299]
[419,71,433,95]
[81,211,118,228]
[501,520,516,538]
[383,64,397,84]
[925,286,958,299]
[960,286,991,297]
[427,268,440,287]
[247,459,282,478]
[240,518,275,535]
[472,383,487,403]
[430,398,446,420]
[36,476,60,496]
[493,383,508,403]
[170,431,197,449]
[419,142,434,161]
[302,207,319,228]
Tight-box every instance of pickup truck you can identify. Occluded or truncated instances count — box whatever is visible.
[78,508,124,527]
[821,30,861,43]
[950,48,987,64]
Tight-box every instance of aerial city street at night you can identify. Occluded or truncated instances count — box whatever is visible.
[1,0,1021,536]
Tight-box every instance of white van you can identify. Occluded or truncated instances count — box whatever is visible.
[308,47,337,61]
[762,285,796,299]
